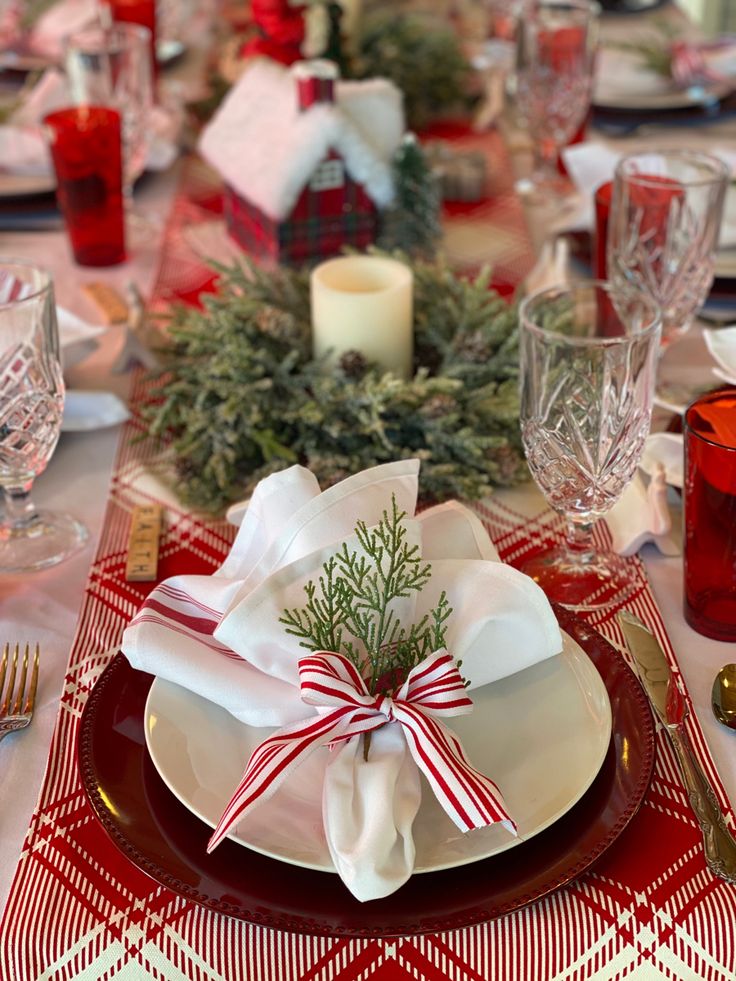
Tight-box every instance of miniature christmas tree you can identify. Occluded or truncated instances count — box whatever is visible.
[379,134,442,259]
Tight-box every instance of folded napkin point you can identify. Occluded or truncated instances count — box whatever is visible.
[705,326,736,386]
[607,470,679,557]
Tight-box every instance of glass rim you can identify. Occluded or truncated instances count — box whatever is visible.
[684,390,736,453]
[519,279,662,347]
[614,149,730,189]
[43,104,122,128]
[535,0,601,12]
[0,257,52,310]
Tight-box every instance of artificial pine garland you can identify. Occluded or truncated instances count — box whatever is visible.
[143,255,527,513]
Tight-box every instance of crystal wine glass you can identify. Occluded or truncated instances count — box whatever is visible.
[513,0,600,201]
[607,149,729,349]
[0,259,88,572]
[64,22,154,238]
[518,280,661,610]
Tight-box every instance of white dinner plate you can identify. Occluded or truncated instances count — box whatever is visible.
[144,631,612,874]
[0,171,56,199]
[593,47,733,110]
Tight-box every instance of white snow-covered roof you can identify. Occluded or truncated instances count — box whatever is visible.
[199,59,405,222]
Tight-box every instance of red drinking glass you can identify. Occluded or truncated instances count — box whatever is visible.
[684,388,736,641]
[593,179,613,279]
[45,106,126,267]
[104,0,157,81]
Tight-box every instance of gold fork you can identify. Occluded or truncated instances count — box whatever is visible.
[0,643,39,743]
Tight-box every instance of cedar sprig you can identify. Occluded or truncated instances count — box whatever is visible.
[280,496,453,697]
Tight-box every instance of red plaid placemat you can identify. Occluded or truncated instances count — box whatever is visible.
[2,138,736,981]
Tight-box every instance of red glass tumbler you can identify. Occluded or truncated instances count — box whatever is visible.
[45,106,126,267]
[105,0,157,81]
[684,388,736,641]
[593,180,613,279]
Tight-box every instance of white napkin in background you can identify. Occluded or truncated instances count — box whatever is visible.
[0,126,50,176]
[704,325,736,384]
[640,432,684,489]
[559,143,736,249]
[0,68,68,176]
[519,238,571,297]
[29,0,97,58]
[606,433,683,556]
[122,459,563,901]
[58,307,105,371]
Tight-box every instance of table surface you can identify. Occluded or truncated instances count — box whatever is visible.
[1,0,735,938]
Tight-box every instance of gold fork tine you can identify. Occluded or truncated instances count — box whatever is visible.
[0,644,7,710]
[0,644,17,716]
[24,644,39,715]
[12,644,29,716]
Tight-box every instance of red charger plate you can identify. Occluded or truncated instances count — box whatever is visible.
[77,607,655,937]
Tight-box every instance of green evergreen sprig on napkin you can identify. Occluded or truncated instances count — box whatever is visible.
[280,495,453,698]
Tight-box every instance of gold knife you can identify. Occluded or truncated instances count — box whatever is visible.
[618,611,736,885]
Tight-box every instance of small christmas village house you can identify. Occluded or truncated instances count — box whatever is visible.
[199,59,405,265]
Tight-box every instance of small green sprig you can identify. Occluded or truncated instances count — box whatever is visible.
[280,496,453,700]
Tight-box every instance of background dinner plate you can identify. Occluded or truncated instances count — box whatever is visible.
[593,48,733,110]
[78,607,655,936]
[0,171,56,199]
[714,248,736,280]
[144,631,612,874]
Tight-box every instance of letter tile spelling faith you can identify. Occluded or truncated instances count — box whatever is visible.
[125,504,163,582]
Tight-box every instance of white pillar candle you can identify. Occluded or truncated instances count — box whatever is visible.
[311,255,413,380]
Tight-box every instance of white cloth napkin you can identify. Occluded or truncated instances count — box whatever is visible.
[122,460,563,901]
[29,0,97,58]
[519,238,571,298]
[559,143,736,249]
[0,69,69,176]
[58,307,105,371]
[704,325,736,385]
[606,433,682,557]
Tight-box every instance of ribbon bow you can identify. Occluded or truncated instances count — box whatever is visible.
[208,648,516,853]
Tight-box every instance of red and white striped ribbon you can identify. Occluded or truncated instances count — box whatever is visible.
[207,649,516,853]
[0,270,33,304]
[670,40,726,87]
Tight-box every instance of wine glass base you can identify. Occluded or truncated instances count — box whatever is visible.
[518,545,637,612]
[0,510,89,573]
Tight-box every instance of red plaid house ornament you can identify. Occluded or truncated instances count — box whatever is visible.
[199,58,405,265]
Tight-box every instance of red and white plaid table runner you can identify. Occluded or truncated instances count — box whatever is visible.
[2,136,736,980]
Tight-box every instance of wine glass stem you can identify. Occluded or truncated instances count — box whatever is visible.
[535,135,560,180]
[564,518,595,564]
[3,483,39,531]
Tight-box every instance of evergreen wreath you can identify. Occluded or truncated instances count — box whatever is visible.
[142,255,527,513]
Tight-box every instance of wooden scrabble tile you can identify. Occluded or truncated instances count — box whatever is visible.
[125,504,163,582]
[81,282,129,324]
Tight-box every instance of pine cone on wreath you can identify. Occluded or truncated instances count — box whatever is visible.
[338,349,369,378]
